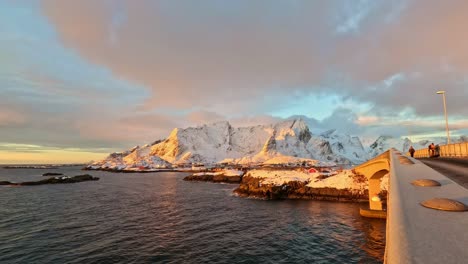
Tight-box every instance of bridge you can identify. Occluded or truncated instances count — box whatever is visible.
[412,142,468,158]
[354,146,468,264]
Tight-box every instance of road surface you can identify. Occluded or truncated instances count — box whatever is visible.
[419,157,468,189]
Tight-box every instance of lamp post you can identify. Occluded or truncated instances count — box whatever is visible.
[436,91,450,144]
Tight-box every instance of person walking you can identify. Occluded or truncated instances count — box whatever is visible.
[434,144,440,157]
[429,143,435,157]
[409,146,415,157]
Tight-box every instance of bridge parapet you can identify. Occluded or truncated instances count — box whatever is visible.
[385,149,468,264]
[411,142,468,158]
[354,149,468,263]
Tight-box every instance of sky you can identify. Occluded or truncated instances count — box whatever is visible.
[1,0,468,164]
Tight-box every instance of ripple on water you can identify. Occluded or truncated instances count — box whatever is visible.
[0,169,385,263]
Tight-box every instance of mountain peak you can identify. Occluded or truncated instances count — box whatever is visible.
[91,119,397,168]
[292,118,312,143]
[290,118,307,130]
[320,129,337,138]
[168,128,180,138]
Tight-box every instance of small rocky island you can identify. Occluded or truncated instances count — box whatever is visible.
[42,172,64,176]
[184,167,388,202]
[2,165,60,169]
[234,171,368,201]
[183,169,245,183]
[0,174,99,186]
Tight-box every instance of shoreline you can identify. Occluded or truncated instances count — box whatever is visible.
[183,169,379,202]
[82,168,200,173]
[84,167,385,203]
[233,175,370,201]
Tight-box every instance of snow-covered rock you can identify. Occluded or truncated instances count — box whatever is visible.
[368,136,412,158]
[183,169,245,183]
[234,168,375,201]
[309,129,369,165]
[246,168,376,194]
[88,144,172,170]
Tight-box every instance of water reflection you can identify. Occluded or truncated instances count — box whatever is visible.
[304,201,386,262]
[0,170,386,263]
[360,218,386,261]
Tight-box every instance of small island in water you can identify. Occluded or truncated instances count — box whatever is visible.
[0,174,99,186]
[183,166,387,202]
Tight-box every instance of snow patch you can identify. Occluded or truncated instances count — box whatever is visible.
[247,168,389,194]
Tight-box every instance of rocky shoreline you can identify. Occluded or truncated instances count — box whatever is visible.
[42,172,63,176]
[82,167,174,173]
[0,174,99,186]
[183,174,243,184]
[183,169,245,183]
[82,167,211,174]
[182,168,384,202]
[86,166,385,202]
[234,175,369,201]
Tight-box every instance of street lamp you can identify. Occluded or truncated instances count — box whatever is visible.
[436,90,451,144]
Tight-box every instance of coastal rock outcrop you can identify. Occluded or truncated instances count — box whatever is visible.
[184,174,242,183]
[42,172,63,176]
[183,170,245,184]
[234,175,369,201]
[232,169,376,201]
[0,174,99,186]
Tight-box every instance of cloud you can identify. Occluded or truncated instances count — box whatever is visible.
[319,108,364,135]
[187,111,225,125]
[355,116,379,126]
[39,0,468,121]
[229,115,284,128]
[36,1,344,111]
[74,112,181,145]
[0,108,26,126]
[2,0,468,164]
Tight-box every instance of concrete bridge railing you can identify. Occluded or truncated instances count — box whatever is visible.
[411,142,468,158]
[354,149,468,264]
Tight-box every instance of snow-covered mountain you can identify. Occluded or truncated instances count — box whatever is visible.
[310,129,369,164]
[147,119,370,165]
[367,136,412,158]
[89,144,172,170]
[89,118,463,170]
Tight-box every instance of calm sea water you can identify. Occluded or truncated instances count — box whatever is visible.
[0,167,385,263]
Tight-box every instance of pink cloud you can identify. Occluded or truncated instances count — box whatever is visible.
[355,116,379,125]
[40,1,468,118]
[0,108,26,126]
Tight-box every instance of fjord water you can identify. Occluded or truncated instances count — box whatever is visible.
[0,167,385,263]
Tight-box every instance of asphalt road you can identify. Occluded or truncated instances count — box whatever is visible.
[419,157,468,189]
